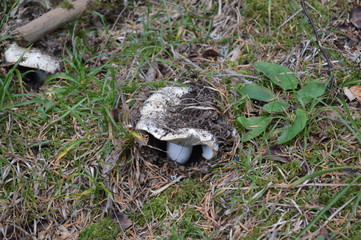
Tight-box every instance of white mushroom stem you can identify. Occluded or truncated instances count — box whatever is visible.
[201,145,214,160]
[167,142,193,164]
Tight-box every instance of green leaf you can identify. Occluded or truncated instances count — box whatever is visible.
[263,100,290,113]
[277,109,308,144]
[0,35,12,41]
[255,62,298,90]
[296,82,326,105]
[237,116,272,141]
[238,84,276,102]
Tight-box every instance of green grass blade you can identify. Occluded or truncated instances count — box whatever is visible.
[329,187,361,240]
[290,166,361,187]
[339,98,361,145]
[295,175,361,239]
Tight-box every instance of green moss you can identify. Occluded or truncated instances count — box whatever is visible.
[58,0,74,10]
[348,221,361,240]
[235,47,257,66]
[165,206,206,239]
[334,69,361,87]
[130,179,207,226]
[92,0,118,10]
[170,179,207,203]
[318,182,359,208]
[241,0,341,47]
[242,0,300,30]
[318,187,332,205]
[177,206,202,229]
[79,217,121,240]
[281,160,302,179]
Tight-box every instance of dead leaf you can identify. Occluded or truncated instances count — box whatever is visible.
[317,226,330,240]
[145,63,159,82]
[110,108,123,122]
[344,85,361,102]
[350,6,361,29]
[230,46,242,62]
[158,63,173,77]
[102,146,124,176]
[350,85,361,101]
[343,87,356,101]
[262,145,289,163]
[110,211,132,230]
[53,225,79,240]
[202,48,220,59]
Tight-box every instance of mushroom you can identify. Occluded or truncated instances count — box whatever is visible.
[4,43,60,74]
[135,86,219,164]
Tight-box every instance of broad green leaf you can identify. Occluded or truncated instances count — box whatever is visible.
[255,62,298,90]
[237,116,272,141]
[296,82,326,105]
[277,109,308,144]
[263,100,290,113]
[238,84,276,102]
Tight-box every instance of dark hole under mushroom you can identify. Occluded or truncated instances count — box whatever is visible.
[146,133,203,166]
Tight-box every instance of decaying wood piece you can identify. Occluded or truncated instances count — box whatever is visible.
[11,0,91,47]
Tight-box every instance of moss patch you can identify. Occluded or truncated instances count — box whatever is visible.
[79,217,121,240]
[130,179,207,226]
[58,0,74,10]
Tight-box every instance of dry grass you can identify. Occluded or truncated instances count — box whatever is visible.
[1,0,361,239]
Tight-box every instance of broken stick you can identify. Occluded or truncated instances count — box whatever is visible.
[11,0,91,47]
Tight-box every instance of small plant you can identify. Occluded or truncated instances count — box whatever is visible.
[237,61,326,144]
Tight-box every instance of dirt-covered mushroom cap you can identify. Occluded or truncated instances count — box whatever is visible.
[135,85,232,164]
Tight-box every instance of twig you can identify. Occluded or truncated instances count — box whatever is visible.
[301,0,335,89]
[95,7,126,66]
[278,8,303,29]
[150,175,185,197]
[167,42,256,86]
[164,40,222,84]
[11,0,91,47]
[169,44,205,73]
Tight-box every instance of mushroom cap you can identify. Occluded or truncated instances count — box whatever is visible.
[4,43,60,73]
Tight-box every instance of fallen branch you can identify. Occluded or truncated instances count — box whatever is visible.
[11,0,92,47]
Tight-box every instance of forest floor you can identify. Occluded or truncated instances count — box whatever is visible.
[0,0,361,239]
